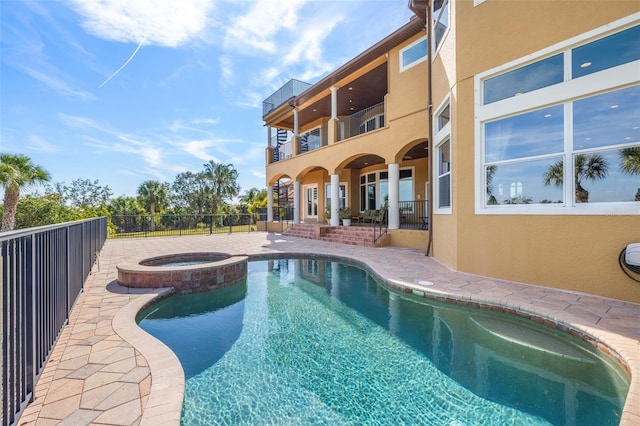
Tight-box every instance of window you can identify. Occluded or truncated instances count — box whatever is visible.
[477,20,640,214]
[434,97,452,212]
[437,140,451,209]
[400,36,428,72]
[433,0,450,53]
[305,186,318,218]
[325,183,347,210]
[359,114,385,134]
[572,25,640,79]
[359,169,414,212]
[483,54,564,104]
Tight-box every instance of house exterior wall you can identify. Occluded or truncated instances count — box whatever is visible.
[442,0,640,302]
[263,1,640,302]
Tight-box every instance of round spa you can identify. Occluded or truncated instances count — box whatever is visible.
[117,252,248,294]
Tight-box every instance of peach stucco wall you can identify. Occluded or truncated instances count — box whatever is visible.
[436,1,640,302]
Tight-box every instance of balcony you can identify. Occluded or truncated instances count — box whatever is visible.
[337,102,385,142]
[263,79,312,117]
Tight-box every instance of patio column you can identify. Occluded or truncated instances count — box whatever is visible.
[267,186,273,222]
[293,180,301,224]
[330,86,338,120]
[388,163,400,229]
[293,109,299,136]
[331,173,340,226]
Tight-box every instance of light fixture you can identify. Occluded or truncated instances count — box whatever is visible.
[350,107,354,111]
[580,62,592,68]
[348,87,353,91]
[611,104,619,109]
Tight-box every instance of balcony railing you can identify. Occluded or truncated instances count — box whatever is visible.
[1,217,107,426]
[263,79,312,116]
[337,102,385,142]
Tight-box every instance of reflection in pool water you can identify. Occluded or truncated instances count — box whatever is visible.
[138,259,629,426]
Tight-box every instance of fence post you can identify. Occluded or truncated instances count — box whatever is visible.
[209,216,213,234]
[229,214,233,234]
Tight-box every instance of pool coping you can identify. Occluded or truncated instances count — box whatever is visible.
[18,234,640,425]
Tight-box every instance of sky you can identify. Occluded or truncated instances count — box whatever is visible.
[0,0,413,198]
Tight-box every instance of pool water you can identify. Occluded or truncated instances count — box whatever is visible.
[138,259,629,426]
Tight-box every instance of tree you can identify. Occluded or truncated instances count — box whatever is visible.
[619,146,640,201]
[170,171,212,214]
[202,161,240,213]
[59,178,113,209]
[137,180,168,231]
[486,165,498,205]
[543,154,608,203]
[107,196,144,216]
[239,187,267,213]
[0,153,51,231]
[12,194,76,228]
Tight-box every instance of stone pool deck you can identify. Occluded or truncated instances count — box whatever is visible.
[18,232,640,425]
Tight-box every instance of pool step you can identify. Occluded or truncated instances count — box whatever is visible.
[282,224,385,247]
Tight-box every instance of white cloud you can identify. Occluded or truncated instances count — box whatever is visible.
[224,0,309,53]
[27,135,59,153]
[178,140,222,162]
[219,54,233,86]
[18,65,95,99]
[66,0,216,47]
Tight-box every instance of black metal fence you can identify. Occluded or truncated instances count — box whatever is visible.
[1,217,107,426]
[109,214,258,238]
[398,200,429,230]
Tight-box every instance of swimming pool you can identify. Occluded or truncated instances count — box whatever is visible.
[138,258,629,425]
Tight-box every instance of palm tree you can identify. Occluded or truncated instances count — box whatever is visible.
[202,161,240,213]
[543,154,607,203]
[486,165,498,205]
[0,153,51,231]
[619,146,640,201]
[137,180,168,231]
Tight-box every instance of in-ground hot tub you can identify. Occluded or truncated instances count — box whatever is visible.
[117,252,248,294]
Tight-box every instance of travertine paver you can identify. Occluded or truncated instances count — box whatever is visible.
[18,232,640,425]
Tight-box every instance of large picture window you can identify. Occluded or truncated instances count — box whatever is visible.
[477,20,640,214]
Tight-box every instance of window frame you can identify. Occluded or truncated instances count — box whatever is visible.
[475,14,640,216]
[358,167,415,212]
[304,184,318,219]
[432,0,450,56]
[324,182,348,210]
[400,35,428,72]
[433,95,452,214]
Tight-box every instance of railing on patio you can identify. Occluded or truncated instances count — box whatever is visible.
[373,208,389,244]
[1,217,107,426]
[399,200,429,230]
[109,214,258,238]
[255,207,294,233]
[337,102,385,142]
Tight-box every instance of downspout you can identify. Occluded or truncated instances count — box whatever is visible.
[425,0,434,256]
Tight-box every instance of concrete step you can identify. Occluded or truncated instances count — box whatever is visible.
[282,224,383,248]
